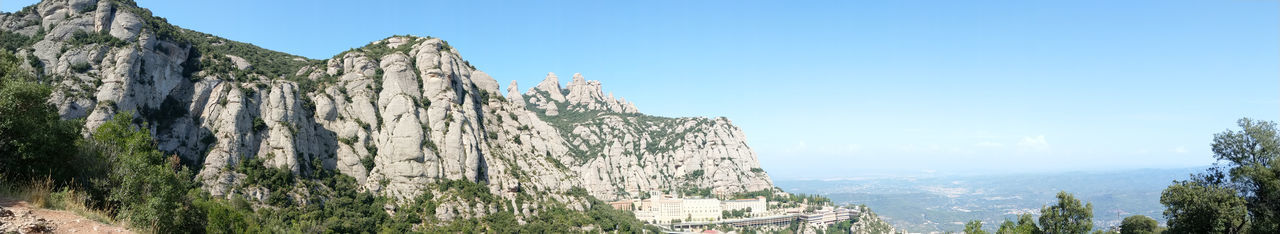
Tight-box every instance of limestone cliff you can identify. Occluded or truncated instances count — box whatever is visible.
[0,0,773,210]
[525,72,773,200]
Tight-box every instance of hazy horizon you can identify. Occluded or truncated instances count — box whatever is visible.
[8,0,1273,179]
[771,165,1212,181]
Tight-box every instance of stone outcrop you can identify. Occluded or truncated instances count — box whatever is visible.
[524,74,772,199]
[553,73,639,114]
[1,0,775,214]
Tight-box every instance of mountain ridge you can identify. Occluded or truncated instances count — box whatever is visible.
[0,0,773,225]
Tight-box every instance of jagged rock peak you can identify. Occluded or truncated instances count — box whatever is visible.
[533,72,564,102]
[506,80,524,107]
[561,73,639,114]
[524,72,638,114]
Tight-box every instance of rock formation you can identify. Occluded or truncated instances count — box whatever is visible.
[0,0,773,210]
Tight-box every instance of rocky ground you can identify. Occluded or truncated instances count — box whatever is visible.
[0,198,131,234]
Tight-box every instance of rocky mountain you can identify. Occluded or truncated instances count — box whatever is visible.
[0,0,772,211]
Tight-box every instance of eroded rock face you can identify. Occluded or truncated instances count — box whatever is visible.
[562,73,639,114]
[525,74,773,200]
[1,0,774,211]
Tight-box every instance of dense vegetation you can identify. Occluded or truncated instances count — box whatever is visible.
[732,188,832,210]
[0,29,40,52]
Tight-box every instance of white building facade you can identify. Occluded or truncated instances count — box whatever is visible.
[631,193,769,224]
[721,196,767,216]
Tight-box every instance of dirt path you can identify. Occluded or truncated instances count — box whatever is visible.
[0,198,132,234]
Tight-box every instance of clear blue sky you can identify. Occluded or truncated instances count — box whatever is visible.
[5,0,1277,179]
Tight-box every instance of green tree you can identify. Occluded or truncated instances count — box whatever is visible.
[92,112,204,233]
[997,214,1041,234]
[999,220,1018,234]
[1119,215,1158,234]
[1160,118,1280,234]
[1160,180,1249,234]
[200,198,260,234]
[0,50,83,184]
[1039,191,1093,234]
[966,220,990,234]
[1208,118,1280,233]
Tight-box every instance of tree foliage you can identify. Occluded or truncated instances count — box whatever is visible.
[92,111,205,233]
[965,220,989,234]
[1161,180,1250,234]
[1119,215,1158,234]
[996,213,1041,234]
[0,30,40,52]
[1038,191,1093,234]
[1209,118,1280,232]
[1161,118,1279,234]
[0,50,84,185]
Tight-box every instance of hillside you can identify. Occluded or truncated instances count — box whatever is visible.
[0,0,773,232]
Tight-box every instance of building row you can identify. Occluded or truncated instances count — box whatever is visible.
[607,193,768,224]
[670,206,862,231]
[801,207,858,225]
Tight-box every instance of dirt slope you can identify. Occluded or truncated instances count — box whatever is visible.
[0,198,131,234]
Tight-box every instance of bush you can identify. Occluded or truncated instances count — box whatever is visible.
[338,136,357,146]
[236,157,294,195]
[360,156,375,171]
[91,112,206,232]
[0,30,39,52]
[0,50,84,185]
[68,30,128,47]
[252,117,266,132]
[200,200,260,234]
[686,169,705,180]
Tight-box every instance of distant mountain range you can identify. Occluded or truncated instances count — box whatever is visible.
[775,167,1207,232]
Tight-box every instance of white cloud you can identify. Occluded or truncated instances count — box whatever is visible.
[1017,135,1050,152]
[1173,146,1188,154]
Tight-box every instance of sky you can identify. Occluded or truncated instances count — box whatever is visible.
[5,0,1277,179]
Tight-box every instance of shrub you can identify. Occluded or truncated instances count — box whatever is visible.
[423,139,438,153]
[0,50,85,184]
[80,4,97,13]
[252,117,266,132]
[92,112,205,232]
[0,30,39,52]
[360,156,374,171]
[68,30,128,47]
[338,136,357,146]
[687,169,705,180]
